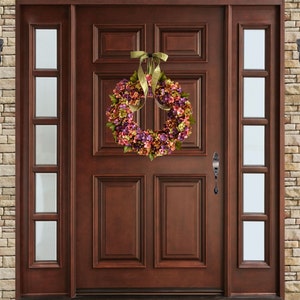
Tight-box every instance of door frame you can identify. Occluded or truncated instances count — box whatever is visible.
[16,0,285,299]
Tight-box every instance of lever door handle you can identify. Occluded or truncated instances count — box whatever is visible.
[212,152,220,194]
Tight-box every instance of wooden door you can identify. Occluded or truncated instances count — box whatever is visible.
[76,5,224,295]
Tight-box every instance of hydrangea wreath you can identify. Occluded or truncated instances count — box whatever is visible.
[106,71,194,161]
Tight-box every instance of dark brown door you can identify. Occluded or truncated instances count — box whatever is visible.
[76,5,224,294]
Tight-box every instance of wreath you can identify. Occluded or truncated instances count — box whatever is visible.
[106,52,194,161]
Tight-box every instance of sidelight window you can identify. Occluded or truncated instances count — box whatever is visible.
[35,29,57,69]
[35,125,57,165]
[243,173,265,214]
[31,27,60,265]
[35,77,57,117]
[35,221,57,261]
[243,221,265,261]
[240,27,269,266]
[243,29,265,70]
[243,77,265,118]
[35,173,57,213]
[243,125,265,166]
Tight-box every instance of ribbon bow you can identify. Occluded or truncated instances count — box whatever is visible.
[130,51,168,110]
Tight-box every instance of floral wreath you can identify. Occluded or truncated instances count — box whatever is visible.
[106,52,194,161]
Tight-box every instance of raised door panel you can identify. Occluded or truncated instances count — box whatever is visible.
[93,175,145,268]
[155,175,206,268]
[155,76,205,152]
[93,24,145,62]
[155,24,207,59]
[93,74,143,154]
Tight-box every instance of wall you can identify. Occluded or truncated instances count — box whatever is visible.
[0,0,299,299]
[0,0,16,299]
[285,1,300,300]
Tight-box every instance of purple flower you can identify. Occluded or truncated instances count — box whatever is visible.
[159,133,167,142]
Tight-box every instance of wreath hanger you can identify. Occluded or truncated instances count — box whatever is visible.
[130,51,168,111]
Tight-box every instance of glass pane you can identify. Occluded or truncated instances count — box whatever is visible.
[243,221,265,261]
[35,125,57,165]
[243,77,265,118]
[243,173,265,213]
[243,125,265,165]
[35,173,57,213]
[35,221,57,261]
[244,29,265,70]
[35,29,57,69]
[35,77,57,117]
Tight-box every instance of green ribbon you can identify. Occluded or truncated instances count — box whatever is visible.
[130,51,168,110]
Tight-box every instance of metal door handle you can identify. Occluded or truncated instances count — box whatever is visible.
[212,152,220,194]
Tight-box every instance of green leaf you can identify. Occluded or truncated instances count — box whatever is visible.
[112,133,117,142]
[159,72,167,81]
[106,122,115,131]
[109,94,118,104]
[130,71,138,82]
[124,146,131,153]
[189,116,196,125]
[149,153,155,161]
[181,92,190,98]
[175,141,182,150]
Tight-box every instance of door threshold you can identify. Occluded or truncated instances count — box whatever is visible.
[74,289,282,300]
[20,294,282,300]
[76,288,222,298]
[74,296,282,300]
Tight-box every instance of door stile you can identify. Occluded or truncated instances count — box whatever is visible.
[224,4,233,297]
[16,1,22,299]
[278,3,285,298]
[70,4,77,298]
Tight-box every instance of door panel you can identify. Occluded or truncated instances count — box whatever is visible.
[154,175,206,268]
[93,175,145,268]
[76,5,224,293]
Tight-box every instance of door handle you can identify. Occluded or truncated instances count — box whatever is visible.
[212,152,220,194]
